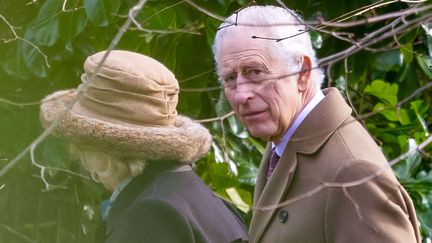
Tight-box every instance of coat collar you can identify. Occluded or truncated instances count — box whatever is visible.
[105,160,181,236]
[289,88,352,154]
[249,88,352,242]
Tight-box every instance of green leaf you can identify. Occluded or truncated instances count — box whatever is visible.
[404,138,421,179]
[228,116,248,138]
[399,27,419,45]
[27,20,60,47]
[21,34,50,78]
[372,50,403,72]
[416,55,432,79]
[335,75,346,92]
[410,100,429,116]
[410,100,430,136]
[0,48,33,79]
[373,103,398,121]
[59,7,88,41]
[347,53,370,85]
[215,90,248,138]
[364,80,398,105]
[422,24,432,57]
[28,0,63,46]
[140,5,178,29]
[209,162,238,189]
[150,34,180,70]
[225,187,251,213]
[394,135,410,179]
[237,162,258,185]
[84,0,120,27]
[39,137,70,169]
[400,44,413,64]
[204,19,219,49]
[310,31,322,49]
[246,136,265,155]
[398,108,410,126]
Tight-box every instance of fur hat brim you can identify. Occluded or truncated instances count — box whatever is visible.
[40,89,212,163]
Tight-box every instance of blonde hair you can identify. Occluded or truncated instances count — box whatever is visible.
[69,144,146,191]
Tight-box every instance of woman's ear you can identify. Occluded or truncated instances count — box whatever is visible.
[298,55,312,92]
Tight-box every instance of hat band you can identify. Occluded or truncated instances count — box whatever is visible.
[74,76,178,127]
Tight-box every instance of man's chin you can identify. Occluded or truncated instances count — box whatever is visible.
[247,127,284,142]
[247,129,272,142]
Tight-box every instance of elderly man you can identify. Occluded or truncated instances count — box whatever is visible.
[213,5,420,243]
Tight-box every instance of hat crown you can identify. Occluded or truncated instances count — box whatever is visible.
[40,50,212,162]
[75,50,179,127]
[85,50,178,87]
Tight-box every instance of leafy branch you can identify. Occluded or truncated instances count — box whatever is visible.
[0,14,50,68]
[0,0,150,178]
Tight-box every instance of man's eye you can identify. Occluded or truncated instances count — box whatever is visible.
[246,69,263,77]
[251,69,262,75]
[224,74,236,84]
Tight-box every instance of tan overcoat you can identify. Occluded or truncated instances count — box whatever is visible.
[249,88,420,243]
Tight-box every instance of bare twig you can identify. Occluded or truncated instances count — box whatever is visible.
[128,0,200,35]
[0,97,40,107]
[343,186,364,223]
[0,14,50,68]
[30,144,68,191]
[61,0,84,12]
[180,86,220,92]
[0,224,35,243]
[184,0,226,21]
[319,13,432,67]
[133,27,200,35]
[0,0,150,178]
[343,57,361,120]
[25,0,38,5]
[179,69,214,83]
[220,119,230,163]
[195,111,235,123]
[397,81,432,107]
[332,0,398,23]
[326,63,333,88]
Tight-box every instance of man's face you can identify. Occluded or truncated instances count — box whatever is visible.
[217,28,305,141]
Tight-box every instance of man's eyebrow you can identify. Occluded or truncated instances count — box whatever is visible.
[218,67,234,75]
[239,61,269,70]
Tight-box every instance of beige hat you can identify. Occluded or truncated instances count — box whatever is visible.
[40,50,212,163]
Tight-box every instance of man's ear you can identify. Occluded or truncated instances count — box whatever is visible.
[298,55,312,92]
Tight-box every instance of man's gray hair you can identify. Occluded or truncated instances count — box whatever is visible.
[213,5,325,86]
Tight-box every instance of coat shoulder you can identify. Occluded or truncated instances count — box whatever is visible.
[124,171,249,243]
[315,117,389,180]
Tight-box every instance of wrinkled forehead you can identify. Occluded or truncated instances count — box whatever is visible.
[218,27,277,57]
[216,27,281,68]
[219,26,272,46]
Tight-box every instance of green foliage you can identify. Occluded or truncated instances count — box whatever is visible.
[84,0,120,27]
[0,0,431,242]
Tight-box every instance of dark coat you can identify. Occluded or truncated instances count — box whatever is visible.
[249,88,420,243]
[103,161,248,243]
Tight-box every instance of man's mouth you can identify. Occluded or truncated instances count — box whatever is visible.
[242,110,267,120]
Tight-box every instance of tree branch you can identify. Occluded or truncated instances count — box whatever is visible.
[0,14,50,68]
[0,0,150,178]
[194,111,235,123]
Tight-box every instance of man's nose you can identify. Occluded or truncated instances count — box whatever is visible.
[234,74,253,104]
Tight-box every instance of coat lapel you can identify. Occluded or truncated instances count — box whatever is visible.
[249,88,353,242]
[253,143,272,204]
[249,146,298,242]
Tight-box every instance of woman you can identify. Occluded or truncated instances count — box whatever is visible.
[40,50,248,243]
